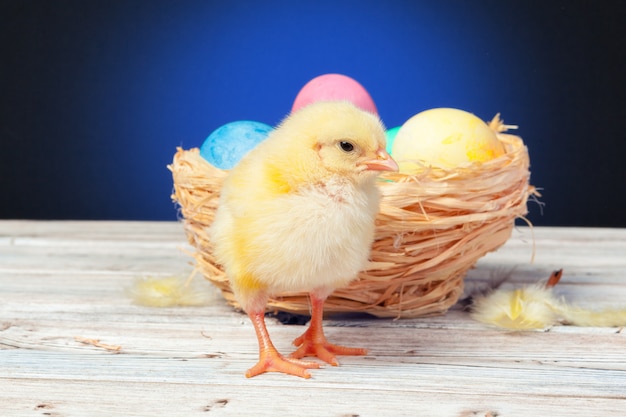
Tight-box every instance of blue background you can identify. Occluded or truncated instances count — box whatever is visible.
[1,0,625,226]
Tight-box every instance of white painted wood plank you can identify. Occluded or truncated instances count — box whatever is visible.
[3,376,624,417]
[1,221,625,416]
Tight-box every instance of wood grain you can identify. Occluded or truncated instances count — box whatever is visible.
[1,221,625,416]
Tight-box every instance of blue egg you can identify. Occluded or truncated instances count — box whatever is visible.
[385,126,401,155]
[200,121,273,169]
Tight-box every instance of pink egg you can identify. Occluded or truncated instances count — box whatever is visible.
[292,73,378,114]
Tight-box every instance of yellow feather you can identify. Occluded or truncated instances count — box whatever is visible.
[128,274,214,307]
[472,284,559,329]
[558,305,626,327]
[509,289,524,320]
[471,283,626,330]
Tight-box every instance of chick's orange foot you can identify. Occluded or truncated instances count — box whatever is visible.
[289,293,367,365]
[246,348,320,379]
[245,311,320,378]
[290,330,367,366]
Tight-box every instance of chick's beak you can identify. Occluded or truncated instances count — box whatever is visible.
[361,148,399,172]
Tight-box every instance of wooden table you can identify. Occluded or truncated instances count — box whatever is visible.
[1,221,625,416]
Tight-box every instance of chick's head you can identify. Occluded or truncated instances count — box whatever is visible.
[275,101,398,184]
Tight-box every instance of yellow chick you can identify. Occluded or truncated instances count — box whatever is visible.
[211,101,398,378]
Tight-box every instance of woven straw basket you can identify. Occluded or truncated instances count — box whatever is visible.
[169,116,534,319]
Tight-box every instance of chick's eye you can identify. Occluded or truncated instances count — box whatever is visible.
[339,141,355,153]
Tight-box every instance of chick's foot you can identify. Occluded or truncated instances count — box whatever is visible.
[246,347,320,379]
[289,293,366,366]
[290,329,367,366]
[246,310,320,378]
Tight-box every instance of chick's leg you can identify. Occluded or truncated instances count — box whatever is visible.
[290,292,367,366]
[246,311,320,378]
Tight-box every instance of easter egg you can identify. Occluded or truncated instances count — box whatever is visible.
[292,73,378,114]
[200,121,273,169]
[385,126,401,154]
[392,108,505,171]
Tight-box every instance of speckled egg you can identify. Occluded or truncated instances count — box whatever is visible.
[199,120,273,169]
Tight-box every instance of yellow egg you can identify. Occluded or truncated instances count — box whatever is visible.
[392,108,505,171]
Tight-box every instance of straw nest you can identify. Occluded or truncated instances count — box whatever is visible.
[169,116,535,319]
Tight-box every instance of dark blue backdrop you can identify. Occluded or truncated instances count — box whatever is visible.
[1,0,625,226]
